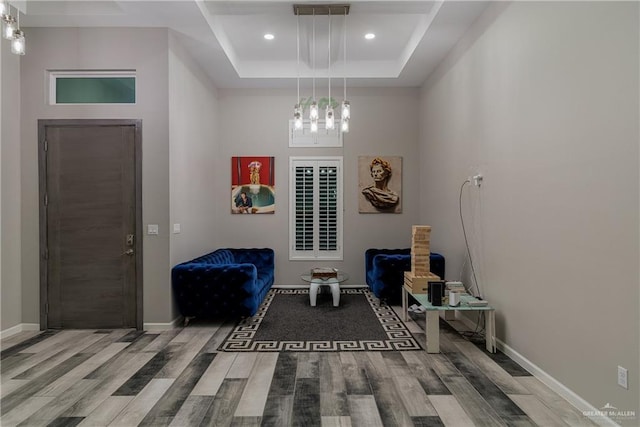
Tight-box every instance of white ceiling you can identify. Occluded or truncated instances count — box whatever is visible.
[21,0,489,88]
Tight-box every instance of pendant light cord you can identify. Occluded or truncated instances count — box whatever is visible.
[328,10,331,103]
[343,6,347,101]
[296,10,300,104]
[312,9,316,101]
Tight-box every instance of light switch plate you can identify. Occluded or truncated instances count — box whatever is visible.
[173,223,181,234]
[147,224,159,235]
[618,366,628,389]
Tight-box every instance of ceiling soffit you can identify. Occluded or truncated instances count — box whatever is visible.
[199,1,442,79]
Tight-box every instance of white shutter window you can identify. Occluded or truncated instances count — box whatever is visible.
[290,157,343,260]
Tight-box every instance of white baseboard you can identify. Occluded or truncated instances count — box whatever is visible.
[273,284,367,289]
[0,323,40,339]
[2,320,184,335]
[143,317,182,331]
[454,315,618,427]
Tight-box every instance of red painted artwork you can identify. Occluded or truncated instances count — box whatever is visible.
[231,156,275,214]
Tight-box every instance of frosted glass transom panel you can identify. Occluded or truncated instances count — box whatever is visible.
[50,71,136,105]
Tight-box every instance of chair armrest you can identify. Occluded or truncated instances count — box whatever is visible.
[229,248,274,271]
[365,248,410,274]
[171,263,258,294]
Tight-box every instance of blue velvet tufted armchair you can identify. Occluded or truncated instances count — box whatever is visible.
[172,248,274,323]
[365,248,445,304]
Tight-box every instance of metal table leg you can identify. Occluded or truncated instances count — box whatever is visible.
[486,309,496,353]
[401,286,408,322]
[426,310,440,353]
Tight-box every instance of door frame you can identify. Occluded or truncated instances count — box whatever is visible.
[38,119,143,330]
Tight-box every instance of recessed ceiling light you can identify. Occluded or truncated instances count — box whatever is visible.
[264,33,275,40]
[365,33,375,40]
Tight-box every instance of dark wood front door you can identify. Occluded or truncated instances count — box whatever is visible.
[39,120,142,329]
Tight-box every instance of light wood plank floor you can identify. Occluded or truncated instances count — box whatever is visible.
[0,308,599,427]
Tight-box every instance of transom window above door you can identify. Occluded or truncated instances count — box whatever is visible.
[49,70,136,105]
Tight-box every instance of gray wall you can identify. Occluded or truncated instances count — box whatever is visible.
[1,39,22,331]
[168,33,220,270]
[216,87,421,285]
[419,1,639,414]
[20,28,173,324]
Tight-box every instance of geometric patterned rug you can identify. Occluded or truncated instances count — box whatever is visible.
[219,288,421,352]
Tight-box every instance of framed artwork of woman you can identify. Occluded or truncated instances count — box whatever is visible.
[231,156,275,214]
[358,156,402,213]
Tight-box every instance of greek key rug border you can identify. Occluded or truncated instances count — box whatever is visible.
[219,288,421,352]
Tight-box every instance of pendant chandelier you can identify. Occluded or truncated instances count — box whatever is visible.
[1,1,25,55]
[293,4,350,134]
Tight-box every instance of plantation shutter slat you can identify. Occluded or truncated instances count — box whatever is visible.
[294,166,314,251]
[318,166,338,251]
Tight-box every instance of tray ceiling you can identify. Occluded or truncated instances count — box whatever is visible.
[21,0,489,88]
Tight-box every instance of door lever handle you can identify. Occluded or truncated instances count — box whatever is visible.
[122,249,134,256]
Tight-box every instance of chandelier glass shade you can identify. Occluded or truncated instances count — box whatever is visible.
[341,100,350,120]
[341,117,349,133]
[309,101,319,120]
[293,104,303,130]
[3,14,16,40]
[11,28,23,54]
[310,100,319,133]
[325,105,335,130]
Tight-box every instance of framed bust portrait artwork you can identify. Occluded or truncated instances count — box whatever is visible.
[358,156,402,213]
[231,156,275,214]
